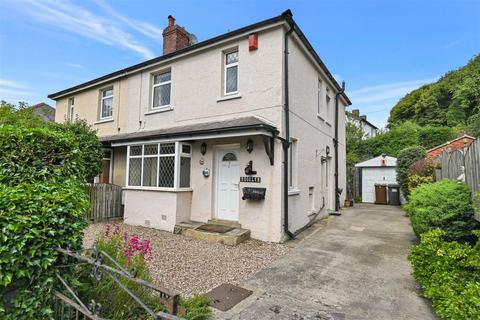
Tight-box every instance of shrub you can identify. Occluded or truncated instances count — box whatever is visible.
[0,104,102,318]
[408,174,434,191]
[396,146,427,197]
[0,181,89,318]
[409,229,480,319]
[77,225,212,320]
[405,180,479,242]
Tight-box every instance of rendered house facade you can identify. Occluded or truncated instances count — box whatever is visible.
[49,10,350,242]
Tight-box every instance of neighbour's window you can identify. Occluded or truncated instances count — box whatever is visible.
[224,50,238,94]
[152,71,171,109]
[127,142,191,189]
[288,138,298,189]
[100,88,113,119]
[68,97,75,122]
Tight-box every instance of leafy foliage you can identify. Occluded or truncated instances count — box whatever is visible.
[409,229,480,320]
[388,55,480,136]
[396,146,426,197]
[407,174,434,192]
[405,180,479,243]
[76,225,212,320]
[0,102,102,318]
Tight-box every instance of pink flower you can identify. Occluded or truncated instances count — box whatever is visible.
[104,224,111,237]
[113,224,121,236]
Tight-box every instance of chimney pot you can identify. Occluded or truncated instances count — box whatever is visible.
[163,15,191,55]
[168,15,175,27]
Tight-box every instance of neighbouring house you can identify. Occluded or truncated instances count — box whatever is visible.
[48,10,351,242]
[348,109,378,138]
[30,102,55,122]
[427,134,475,159]
[355,155,401,204]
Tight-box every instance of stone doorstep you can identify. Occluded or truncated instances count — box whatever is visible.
[207,219,242,229]
[175,220,250,246]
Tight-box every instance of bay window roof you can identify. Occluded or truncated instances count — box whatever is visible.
[102,116,278,146]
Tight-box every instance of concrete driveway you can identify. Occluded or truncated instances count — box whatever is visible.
[216,204,438,320]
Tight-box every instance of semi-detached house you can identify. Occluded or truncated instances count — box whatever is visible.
[49,10,351,242]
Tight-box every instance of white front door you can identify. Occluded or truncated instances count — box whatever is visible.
[215,149,240,221]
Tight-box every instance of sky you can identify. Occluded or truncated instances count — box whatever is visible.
[0,0,479,128]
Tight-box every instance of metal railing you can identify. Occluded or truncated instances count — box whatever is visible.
[54,247,180,320]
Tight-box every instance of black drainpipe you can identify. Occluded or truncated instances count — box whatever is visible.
[334,81,346,211]
[283,25,295,239]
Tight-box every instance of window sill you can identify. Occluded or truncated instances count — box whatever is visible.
[325,121,332,127]
[288,188,300,196]
[94,118,114,125]
[145,106,173,115]
[216,93,242,102]
[123,186,192,192]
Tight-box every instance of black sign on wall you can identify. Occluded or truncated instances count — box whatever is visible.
[240,176,261,183]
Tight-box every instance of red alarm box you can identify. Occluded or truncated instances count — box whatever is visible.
[249,33,258,51]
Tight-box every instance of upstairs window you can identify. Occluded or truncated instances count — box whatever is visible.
[317,79,323,117]
[224,50,238,95]
[152,71,171,109]
[100,88,113,119]
[68,97,75,122]
[326,93,332,123]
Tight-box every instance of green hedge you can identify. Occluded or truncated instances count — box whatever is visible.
[409,229,480,319]
[0,103,102,318]
[396,146,427,198]
[405,180,479,243]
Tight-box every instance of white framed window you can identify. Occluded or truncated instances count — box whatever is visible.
[224,50,238,95]
[317,79,323,117]
[68,97,75,122]
[100,88,113,119]
[126,141,191,189]
[152,71,171,109]
[326,94,332,123]
[288,138,298,189]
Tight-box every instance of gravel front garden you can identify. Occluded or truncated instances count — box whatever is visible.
[84,223,290,297]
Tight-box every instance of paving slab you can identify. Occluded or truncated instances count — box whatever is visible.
[215,204,438,320]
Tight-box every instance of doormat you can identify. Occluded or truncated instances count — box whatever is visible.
[205,283,253,311]
[196,224,234,234]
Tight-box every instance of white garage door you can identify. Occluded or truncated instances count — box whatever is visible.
[362,167,397,203]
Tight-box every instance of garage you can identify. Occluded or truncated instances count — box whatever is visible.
[355,155,401,204]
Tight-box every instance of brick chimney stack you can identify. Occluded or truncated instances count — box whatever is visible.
[162,15,191,55]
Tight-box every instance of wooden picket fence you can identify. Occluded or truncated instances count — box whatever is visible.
[86,183,124,222]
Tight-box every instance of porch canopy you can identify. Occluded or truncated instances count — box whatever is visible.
[101,116,278,146]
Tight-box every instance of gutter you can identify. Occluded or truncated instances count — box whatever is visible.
[334,81,346,211]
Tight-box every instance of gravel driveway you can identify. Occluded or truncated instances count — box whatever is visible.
[83,223,290,297]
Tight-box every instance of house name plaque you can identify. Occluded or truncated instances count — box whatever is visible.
[240,176,261,183]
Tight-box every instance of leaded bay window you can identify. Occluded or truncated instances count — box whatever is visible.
[127,142,191,189]
[224,50,238,94]
[100,88,113,119]
[152,71,171,109]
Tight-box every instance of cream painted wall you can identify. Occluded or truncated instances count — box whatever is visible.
[54,26,284,138]
[285,31,348,233]
[123,189,192,232]
[189,136,283,242]
[55,79,128,137]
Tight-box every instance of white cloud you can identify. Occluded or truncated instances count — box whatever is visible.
[66,63,83,68]
[443,38,462,49]
[93,0,164,42]
[0,78,35,102]
[20,0,155,59]
[348,78,437,105]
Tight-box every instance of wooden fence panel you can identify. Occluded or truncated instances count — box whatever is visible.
[447,150,464,180]
[465,139,480,195]
[86,183,124,222]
